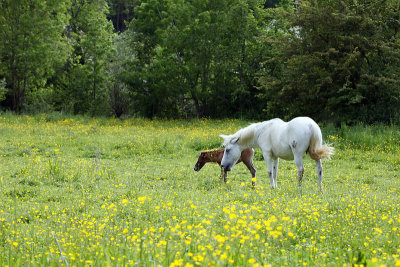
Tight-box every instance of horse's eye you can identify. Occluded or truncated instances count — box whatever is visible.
[226,149,230,153]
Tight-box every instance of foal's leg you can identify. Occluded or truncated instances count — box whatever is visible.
[243,159,256,188]
[249,163,256,188]
[272,157,279,188]
[294,154,304,187]
[315,159,323,191]
[263,152,275,189]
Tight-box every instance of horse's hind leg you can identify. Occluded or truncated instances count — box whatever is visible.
[315,159,323,191]
[294,154,304,187]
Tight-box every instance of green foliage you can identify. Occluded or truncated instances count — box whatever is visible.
[0,0,70,112]
[52,0,115,116]
[259,0,400,124]
[24,87,55,114]
[107,32,136,117]
[126,0,270,118]
[1,0,399,123]
[106,0,139,32]
[0,79,6,103]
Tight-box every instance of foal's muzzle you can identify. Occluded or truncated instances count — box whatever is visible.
[194,167,199,171]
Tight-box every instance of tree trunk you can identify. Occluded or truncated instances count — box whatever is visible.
[191,92,202,118]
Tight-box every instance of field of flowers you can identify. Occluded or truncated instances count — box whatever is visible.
[0,114,400,266]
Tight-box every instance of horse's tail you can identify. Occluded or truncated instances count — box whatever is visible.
[308,123,334,161]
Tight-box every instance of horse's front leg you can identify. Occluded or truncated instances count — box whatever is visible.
[294,154,304,187]
[223,169,228,183]
[272,157,279,188]
[263,152,275,189]
[220,166,228,183]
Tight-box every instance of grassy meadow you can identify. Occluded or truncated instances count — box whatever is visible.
[0,114,400,266]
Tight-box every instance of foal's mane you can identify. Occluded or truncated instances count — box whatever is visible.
[201,149,222,155]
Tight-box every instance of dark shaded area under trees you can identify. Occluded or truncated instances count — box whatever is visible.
[0,0,399,124]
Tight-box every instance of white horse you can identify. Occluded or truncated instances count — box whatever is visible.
[220,117,334,190]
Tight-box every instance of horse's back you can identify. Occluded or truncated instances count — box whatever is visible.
[287,117,318,128]
[286,117,322,150]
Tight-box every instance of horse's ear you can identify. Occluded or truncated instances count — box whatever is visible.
[219,134,229,140]
[231,136,240,144]
[220,134,230,146]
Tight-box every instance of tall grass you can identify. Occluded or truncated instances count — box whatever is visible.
[324,122,400,152]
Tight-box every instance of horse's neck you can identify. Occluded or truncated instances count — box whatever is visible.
[249,125,262,149]
[249,119,283,149]
[239,122,262,149]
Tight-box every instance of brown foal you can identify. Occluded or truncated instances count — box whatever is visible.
[194,148,256,187]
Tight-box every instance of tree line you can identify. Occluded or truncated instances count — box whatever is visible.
[0,0,399,123]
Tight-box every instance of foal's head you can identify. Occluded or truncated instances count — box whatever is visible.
[194,152,207,171]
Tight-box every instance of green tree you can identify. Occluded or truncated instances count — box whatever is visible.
[52,0,115,115]
[0,0,70,112]
[208,0,270,118]
[259,0,400,123]
[127,0,269,118]
[0,79,6,103]
[108,31,136,117]
[264,0,281,8]
[106,0,139,32]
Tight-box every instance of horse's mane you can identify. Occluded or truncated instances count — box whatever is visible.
[222,123,259,147]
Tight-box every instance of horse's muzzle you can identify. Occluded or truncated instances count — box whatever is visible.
[221,164,231,172]
[194,167,199,171]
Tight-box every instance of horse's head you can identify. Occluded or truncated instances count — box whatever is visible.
[194,152,207,171]
[220,134,241,172]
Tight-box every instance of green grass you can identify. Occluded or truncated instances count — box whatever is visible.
[0,114,399,266]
